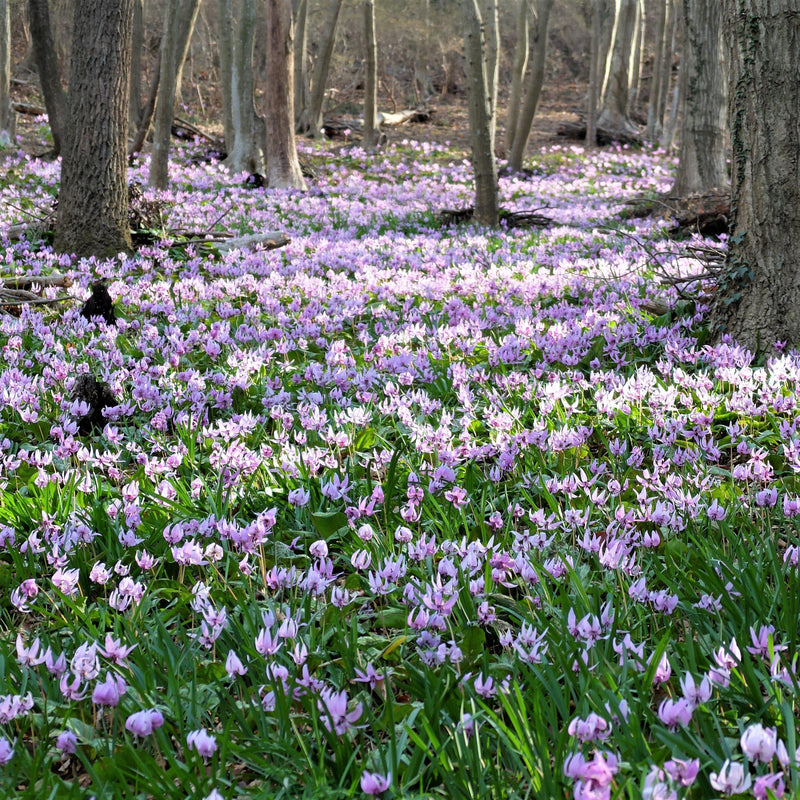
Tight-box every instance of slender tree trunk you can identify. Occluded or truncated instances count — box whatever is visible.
[462,0,498,225]
[657,0,676,130]
[478,0,499,145]
[646,0,667,140]
[413,0,434,100]
[711,0,800,352]
[129,0,143,130]
[586,0,600,146]
[296,0,344,137]
[627,0,644,107]
[659,0,681,150]
[292,0,309,129]
[0,0,14,139]
[597,0,616,103]
[129,56,160,157]
[150,0,201,189]
[671,0,726,194]
[508,0,554,173]
[597,0,638,136]
[264,0,306,188]
[504,0,528,156]
[362,0,379,148]
[54,0,133,257]
[27,0,68,154]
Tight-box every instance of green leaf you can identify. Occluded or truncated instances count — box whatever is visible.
[310,511,348,538]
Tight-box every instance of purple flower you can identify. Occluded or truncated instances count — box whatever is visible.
[753,772,785,799]
[740,723,777,763]
[663,757,699,787]
[0,737,13,765]
[125,708,165,738]
[360,770,391,795]
[187,728,217,759]
[56,730,78,755]
[657,697,693,730]
[225,650,247,677]
[317,688,363,736]
[92,672,127,707]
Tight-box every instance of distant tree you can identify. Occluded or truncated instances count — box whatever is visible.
[150,0,201,189]
[670,0,726,196]
[585,0,600,146]
[292,0,310,128]
[264,0,307,188]
[27,0,68,154]
[462,0,498,225]
[362,0,379,149]
[711,0,800,351]
[296,0,345,137]
[597,0,638,136]
[507,0,554,173]
[504,0,528,155]
[0,0,14,140]
[53,0,133,257]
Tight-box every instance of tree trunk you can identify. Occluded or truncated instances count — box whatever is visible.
[659,0,682,150]
[462,0,498,225]
[586,0,600,147]
[296,0,344,137]
[0,0,14,140]
[627,0,644,107]
[292,0,310,129]
[597,0,616,103]
[413,0,434,100]
[671,0,726,194]
[27,0,68,154]
[478,0,499,145]
[710,0,800,352]
[597,0,638,136]
[362,0,379,148]
[219,0,265,173]
[54,0,133,258]
[129,0,143,130]
[508,0,554,173]
[150,0,201,189]
[646,0,667,140]
[264,0,306,188]
[657,0,677,130]
[504,0,528,156]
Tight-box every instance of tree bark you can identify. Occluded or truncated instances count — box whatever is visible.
[504,0,528,155]
[0,0,14,139]
[478,0,499,145]
[27,0,68,154]
[362,0,379,148]
[646,0,667,140]
[150,0,201,189]
[462,0,498,225]
[508,0,554,173]
[129,0,143,130]
[54,0,133,258]
[292,0,310,129]
[586,0,600,147]
[597,0,638,136]
[627,0,644,107]
[710,0,800,352]
[264,0,306,188]
[671,0,726,194]
[296,0,344,137]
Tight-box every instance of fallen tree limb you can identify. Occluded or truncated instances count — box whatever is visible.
[1,273,71,289]
[172,116,222,147]
[12,102,47,116]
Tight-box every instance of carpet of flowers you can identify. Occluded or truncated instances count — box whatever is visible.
[0,135,798,800]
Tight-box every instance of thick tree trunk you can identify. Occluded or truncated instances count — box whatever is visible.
[219,0,265,173]
[504,0,528,155]
[0,0,14,139]
[296,0,344,137]
[508,0,554,173]
[264,0,306,188]
[54,0,133,258]
[710,0,800,352]
[150,0,201,189]
[659,0,682,151]
[671,0,726,194]
[657,0,677,130]
[28,0,68,154]
[292,0,310,129]
[362,0,379,149]
[462,0,498,226]
[597,0,638,136]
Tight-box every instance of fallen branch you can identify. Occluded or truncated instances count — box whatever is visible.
[12,102,47,116]
[1,273,71,289]
[172,116,222,147]
[0,288,72,307]
[210,232,290,252]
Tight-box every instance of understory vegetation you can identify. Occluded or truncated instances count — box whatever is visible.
[0,138,797,800]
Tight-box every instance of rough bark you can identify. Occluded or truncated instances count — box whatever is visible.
[508,0,554,173]
[646,0,668,140]
[54,0,133,257]
[462,0,498,225]
[504,0,528,155]
[659,0,682,150]
[671,0,726,194]
[0,0,14,139]
[710,0,800,352]
[292,0,310,129]
[657,0,677,130]
[362,0,379,149]
[264,0,306,188]
[150,0,201,189]
[219,0,265,172]
[597,0,638,136]
[129,0,143,130]
[296,0,344,137]
[28,0,68,154]
[627,0,644,106]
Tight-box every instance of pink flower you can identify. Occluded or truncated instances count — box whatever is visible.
[317,688,363,736]
[56,730,78,755]
[0,737,13,765]
[657,697,693,730]
[663,757,699,787]
[740,723,777,763]
[187,728,217,759]
[225,650,247,677]
[92,672,127,707]
[125,708,165,737]
[360,770,391,795]
[709,760,751,795]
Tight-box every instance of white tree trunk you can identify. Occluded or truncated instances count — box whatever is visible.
[504,0,528,155]
[597,0,639,136]
[0,0,14,140]
[362,0,379,148]
[462,0,498,225]
[478,0,499,145]
[292,0,309,130]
